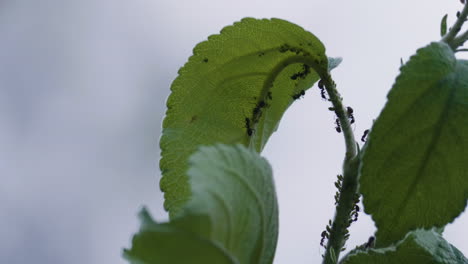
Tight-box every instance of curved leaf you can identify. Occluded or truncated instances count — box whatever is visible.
[360,42,468,247]
[123,209,237,264]
[160,18,336,214]
[341,229,468,264]
[126,144,278,264]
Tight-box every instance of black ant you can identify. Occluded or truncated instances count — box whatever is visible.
[361,129,369,142]
[245,118,254,136]
[317,79,327,100]
[346,106,355,124]
[335,118,341,133]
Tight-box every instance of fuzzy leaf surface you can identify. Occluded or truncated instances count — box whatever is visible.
[360,42,468,247]
[159,18,337,214]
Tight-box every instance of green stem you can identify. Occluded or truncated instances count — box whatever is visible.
[320,72,360,264]
[442,3,468,50]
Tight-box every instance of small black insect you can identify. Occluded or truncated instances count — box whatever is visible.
[347,106,355,124]
[335,118,342,133]
[361,129,370,142]
[245,118,254,136]
[334,191,340,205]
[317,80,328,100]
[203,58,208,63]
[320,89,327,100]
[320,230,329,247]
[267,91,273,100]
[292,90,305,100]
[365,236,375,249]
[318,79,324,89]
[253,101,267,116]
[279,44,290,53]
[457,11,461,18]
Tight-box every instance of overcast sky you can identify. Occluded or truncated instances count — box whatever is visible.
[1,0,467,263]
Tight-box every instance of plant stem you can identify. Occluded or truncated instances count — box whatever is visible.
[442,2,468,50]
[320,72,360,264]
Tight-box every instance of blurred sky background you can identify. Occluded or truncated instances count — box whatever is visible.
[1,0,468,263]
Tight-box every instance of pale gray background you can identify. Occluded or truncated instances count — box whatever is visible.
[1,0,467,263]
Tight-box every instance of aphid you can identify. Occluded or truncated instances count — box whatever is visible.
[347,106,355,124]
[245,118,254,136]
[267,91,273,100]
[361,129,370,142]
[334,181,342,190]
[203,58,208,63]
[252,101,267,116]
[457,11,461,18]
[334,191,340,205]
[328,107,335,111]
[292,90,305,100]
[365,236,375,249]
[290,64,310,80]
[354,195,360,204]
[279,44,290,53]
[335,118,342,133]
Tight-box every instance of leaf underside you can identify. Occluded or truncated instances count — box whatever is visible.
[125,144,278,264]
[360,42,468,247]
[341,229,468,264]
[159,17,337,215]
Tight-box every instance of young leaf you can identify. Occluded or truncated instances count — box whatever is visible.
[440,14,448,37]
[160,18,338,214]
[360,42,468,247]
[126,144,279,264]
[341,229,468,264]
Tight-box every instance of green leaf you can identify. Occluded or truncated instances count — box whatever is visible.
[126,144,279,264]
[341,229,468,264]
[123,209,237,264]
[360,42,468,247]
[441,14,448,37]
[160,18,336,214]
